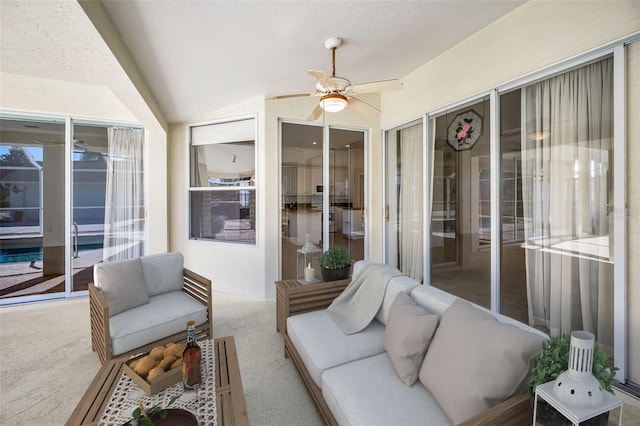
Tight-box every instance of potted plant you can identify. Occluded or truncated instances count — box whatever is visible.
[320,246,352,282]
[530,333,619,425]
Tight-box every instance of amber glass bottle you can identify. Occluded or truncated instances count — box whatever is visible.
[182,320,202,388]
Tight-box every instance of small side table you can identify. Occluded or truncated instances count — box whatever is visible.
[533,381,623,426]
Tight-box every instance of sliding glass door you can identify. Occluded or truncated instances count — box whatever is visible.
[0,119,66,300]
[0,116,145,304]
[429,98,493,309]
[384,119,424,282]
[280,121,366,281]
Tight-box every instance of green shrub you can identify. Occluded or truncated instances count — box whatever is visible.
[530,333,618,394]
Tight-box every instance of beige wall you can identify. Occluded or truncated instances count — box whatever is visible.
[382,0,640,128]
[380,1,639,384]
[168,94,381,300]
[168,98,268,299]
[0,73,169,256]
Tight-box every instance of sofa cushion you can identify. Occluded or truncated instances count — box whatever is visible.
[409,284,458,319]
[419,299,545,424]
[109,291,208,356]
[287,309,386,387]
[94,258,149,316]
[384,292,438,386]
[374,275,420,325]
[140,252,184,297]
[322,353,452,426]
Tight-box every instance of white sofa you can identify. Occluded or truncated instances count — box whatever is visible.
[284,260,548,425]
[89,252,213,364]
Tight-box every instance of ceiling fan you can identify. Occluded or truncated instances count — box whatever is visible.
[271,37,403,121]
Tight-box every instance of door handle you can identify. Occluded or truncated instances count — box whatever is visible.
[385,204,390,222]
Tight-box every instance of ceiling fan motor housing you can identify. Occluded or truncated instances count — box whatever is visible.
[316,76,351,93]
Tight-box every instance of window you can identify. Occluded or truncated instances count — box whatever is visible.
[189,117,256,244]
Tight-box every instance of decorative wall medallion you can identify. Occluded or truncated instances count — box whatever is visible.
[447,110,483,151]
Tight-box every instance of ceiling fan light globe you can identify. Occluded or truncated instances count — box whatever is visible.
[320,93,347,113]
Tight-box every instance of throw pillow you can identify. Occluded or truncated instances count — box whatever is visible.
[418,299,545,424]
[94,258,149,316]
[384,292,438,386]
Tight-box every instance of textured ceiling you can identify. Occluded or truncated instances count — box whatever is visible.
[1,0,527,124]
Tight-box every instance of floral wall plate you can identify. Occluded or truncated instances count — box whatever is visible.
[447,110,483,151]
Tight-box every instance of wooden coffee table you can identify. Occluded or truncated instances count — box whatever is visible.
[66,336,248,426]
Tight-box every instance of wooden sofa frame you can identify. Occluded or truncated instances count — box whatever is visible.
[282,281,534,426]
[89,268,213,364]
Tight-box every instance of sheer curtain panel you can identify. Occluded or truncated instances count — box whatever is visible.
[399,124,423,282]
[103,128,145,261]
[521,57,613,351]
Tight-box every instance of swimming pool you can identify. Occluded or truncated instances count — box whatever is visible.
[0,244,103,264]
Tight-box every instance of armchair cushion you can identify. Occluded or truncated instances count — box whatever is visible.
[109,290,208,356]
[418,299,545,424]
[94,258,149,316]
[140,252,184,296]
[384,292,438,386]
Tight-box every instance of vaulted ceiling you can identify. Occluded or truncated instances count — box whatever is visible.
[1,0,527,124]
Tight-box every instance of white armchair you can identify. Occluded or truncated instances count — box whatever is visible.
[89,252,213,364]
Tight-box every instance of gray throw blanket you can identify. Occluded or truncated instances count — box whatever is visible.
[327,263,403,335]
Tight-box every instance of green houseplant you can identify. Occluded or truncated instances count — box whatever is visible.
[320,246,352,282]
[530,333,618,425]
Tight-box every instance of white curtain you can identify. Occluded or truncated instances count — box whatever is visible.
[522,58,613,349]
[103,128,144,261]
[399,123,423,282]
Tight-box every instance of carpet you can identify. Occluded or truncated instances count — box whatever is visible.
[0,292,322,426]
[1,292,639,425]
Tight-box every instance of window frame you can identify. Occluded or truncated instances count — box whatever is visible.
[187,115,258,245]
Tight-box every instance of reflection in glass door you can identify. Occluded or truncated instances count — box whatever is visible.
[71,124,109,292]
[0,118,66,300]
[281,123,324,281]
[328,128,365,264]
[430,98,492,309]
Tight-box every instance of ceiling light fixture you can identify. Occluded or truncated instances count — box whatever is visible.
[320,93,347,113]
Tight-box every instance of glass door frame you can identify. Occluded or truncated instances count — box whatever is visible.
[0,111,145,306]
[278,118,369,280]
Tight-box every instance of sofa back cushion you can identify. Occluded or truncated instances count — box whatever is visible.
[140,252,184,296]
[409,284,457,318]
[94,258,149,317]
[384,292,438,386]
[418,299,546,424]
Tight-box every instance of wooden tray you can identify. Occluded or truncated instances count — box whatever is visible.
[123,352,182,395]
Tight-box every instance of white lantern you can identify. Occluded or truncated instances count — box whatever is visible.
[553,331,604,407]
[297,234,320,284]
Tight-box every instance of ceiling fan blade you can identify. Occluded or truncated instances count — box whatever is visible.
[350,79,403,95]
[266,92,313,100]
[306,104,323,121]
[348,96,380,116]
[307,70,336,90]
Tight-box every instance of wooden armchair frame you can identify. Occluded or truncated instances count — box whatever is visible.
[281,281,533,426]
[90,268,213,364]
